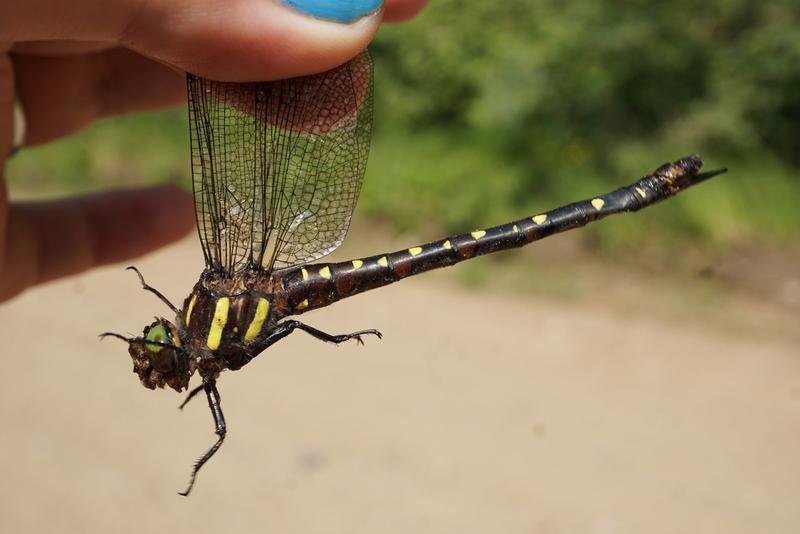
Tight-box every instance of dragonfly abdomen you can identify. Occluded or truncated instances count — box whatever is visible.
[276,220,536,314]
[275,156,723,317]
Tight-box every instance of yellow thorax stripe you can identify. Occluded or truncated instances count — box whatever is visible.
[206,297,230,350]
[244,298,270,342]
[185,294,197,326]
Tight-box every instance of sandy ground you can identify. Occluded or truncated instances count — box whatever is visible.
[0,236,798,534]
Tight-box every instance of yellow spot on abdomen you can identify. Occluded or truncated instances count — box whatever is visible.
[185,294,197,326]
[244,298,270,342]
[443,240,452,250]
[297,299,309,310]
[352,259,363,269]
[471,230,486,239]
[532,214,547,225]
[408,247,423,257]
[591,198,605,210]
[206,297,230,350]
[301,268,309,281]
[319,266,331,279]
[513,225,519,232]
[635,187,647,198]
[377,256,388,267]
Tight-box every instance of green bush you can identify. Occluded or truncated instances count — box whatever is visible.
[367,0,800,244]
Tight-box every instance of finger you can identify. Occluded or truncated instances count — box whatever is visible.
[11,41,117,55]
[2,0,384,81]
[0,55,12,157]
[12,48,184,145]
[383,0,428,22]
[0,185,194,301]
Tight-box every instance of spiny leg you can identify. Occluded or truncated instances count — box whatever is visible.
[127,266,180,316]
[278,320,382,346]
[179,378,226,496]
[240,321,382,368]
[178,384,205,410]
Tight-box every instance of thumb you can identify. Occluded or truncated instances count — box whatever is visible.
[4,0,385,81]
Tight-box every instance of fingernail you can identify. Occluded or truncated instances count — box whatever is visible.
[281,0,383,23]
[9,96,26,157]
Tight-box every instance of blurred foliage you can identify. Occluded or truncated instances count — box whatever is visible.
[8,0,800,253]
[8,112,187,193]
[366,0,800,247]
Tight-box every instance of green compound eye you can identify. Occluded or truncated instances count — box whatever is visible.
[145,323,172,353]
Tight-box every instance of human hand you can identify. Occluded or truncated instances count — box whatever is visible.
[0,0,427,301]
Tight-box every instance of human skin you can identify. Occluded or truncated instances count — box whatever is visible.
[0,0,427,301]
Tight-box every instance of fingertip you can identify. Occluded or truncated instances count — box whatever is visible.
[383,0,428,22]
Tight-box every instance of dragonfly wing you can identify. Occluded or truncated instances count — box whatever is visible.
[187,50,373,274]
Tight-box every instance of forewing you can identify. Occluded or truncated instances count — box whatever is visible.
[187,50,373,274]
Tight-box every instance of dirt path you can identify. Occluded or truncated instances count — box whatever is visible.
[1,237,798,534]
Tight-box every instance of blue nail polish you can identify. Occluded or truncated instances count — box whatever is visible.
[282,0,382,24]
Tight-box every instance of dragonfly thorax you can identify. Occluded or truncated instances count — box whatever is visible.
[177,270,282,374]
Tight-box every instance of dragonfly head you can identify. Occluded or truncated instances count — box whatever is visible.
[127,318,195,392]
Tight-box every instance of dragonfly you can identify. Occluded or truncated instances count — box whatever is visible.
[102,49,726,495]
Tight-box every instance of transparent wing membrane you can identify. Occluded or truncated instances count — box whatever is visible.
[188,50,373,275]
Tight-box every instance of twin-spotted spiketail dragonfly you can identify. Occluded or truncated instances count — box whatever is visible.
[102,49,726,495]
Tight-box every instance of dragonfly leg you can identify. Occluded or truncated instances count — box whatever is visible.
[126,266,181,316]
[179,378,226,496]
[178,384,205,410]
[279,320,382,346]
